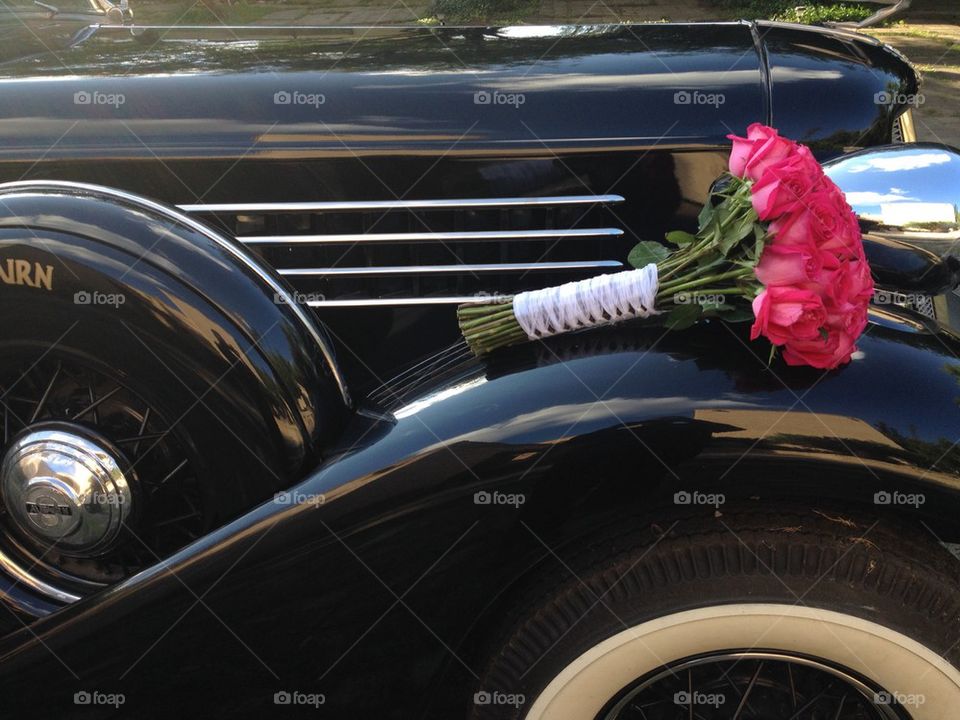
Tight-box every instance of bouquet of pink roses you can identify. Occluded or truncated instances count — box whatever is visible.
[458,124,874,370]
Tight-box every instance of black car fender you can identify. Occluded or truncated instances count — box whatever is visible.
[0,308,958,717]
[0,181,348,525]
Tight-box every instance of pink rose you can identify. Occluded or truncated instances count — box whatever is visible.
[754,244,824,286]
[830,257,874,308]
[751,153,819,221]
[782,328,857,370]
[727,124,798,181]
[750,286,827,346]
[795,184,862,259]
[768,208,814,248]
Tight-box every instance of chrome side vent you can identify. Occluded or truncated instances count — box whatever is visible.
[891,108,917,144]
[180,195,628,307]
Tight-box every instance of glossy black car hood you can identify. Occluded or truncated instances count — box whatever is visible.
[0,22,915,160]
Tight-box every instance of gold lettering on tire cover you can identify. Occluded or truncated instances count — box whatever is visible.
[0,258,54,291]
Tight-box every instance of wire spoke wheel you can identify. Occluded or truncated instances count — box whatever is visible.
[603,651,910,720]
[0,354,207,599]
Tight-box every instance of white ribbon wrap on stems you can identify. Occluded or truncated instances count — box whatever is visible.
[512,263,659,340]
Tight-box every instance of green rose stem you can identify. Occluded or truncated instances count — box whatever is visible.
[458,266,755,356]
[458,173,762,357]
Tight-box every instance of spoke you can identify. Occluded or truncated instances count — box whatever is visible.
[788,663,797,710]
[732,661,764,720]
[833,694,846,720]
[70,386,121,421]
[150,458,188,493]
[115,431,168,445]
[788,681,835,720]
[29,361,61,423]
[153,510,202,528]
[133,407,151,457]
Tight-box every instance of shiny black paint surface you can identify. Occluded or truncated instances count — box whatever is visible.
[863,234,960,295]
[1,312,959,718]
[0,21,917,384]
[0,19,941,718]
[0,187,347,590]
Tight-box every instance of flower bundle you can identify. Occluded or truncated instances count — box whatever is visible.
[457,124,873,369]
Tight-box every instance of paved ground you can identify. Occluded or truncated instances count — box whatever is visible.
[870,22,960,145]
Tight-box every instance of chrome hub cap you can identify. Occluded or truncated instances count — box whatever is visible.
[1,428,133,555]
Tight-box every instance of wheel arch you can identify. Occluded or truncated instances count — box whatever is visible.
[0,180,350,491]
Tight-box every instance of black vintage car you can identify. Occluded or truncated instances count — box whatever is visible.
[1,2,960,718]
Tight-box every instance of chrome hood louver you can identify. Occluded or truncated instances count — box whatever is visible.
[181,194,627,307]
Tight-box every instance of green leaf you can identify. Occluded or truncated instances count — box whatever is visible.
[715,304,756,322]
[628,241,670,269]
[665,230,696,248]
[697,200,715,230]
[750,224,767,262]
[696,253,725,271]
[664,303,702,330]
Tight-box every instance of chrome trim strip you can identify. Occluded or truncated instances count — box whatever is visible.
[308,297,500,307]
[180,194,625,214]
[0,550,82,605]
[240,228,624,246]
[278,260,623,277]
[897,108,917,143]
[0,181,351,406]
